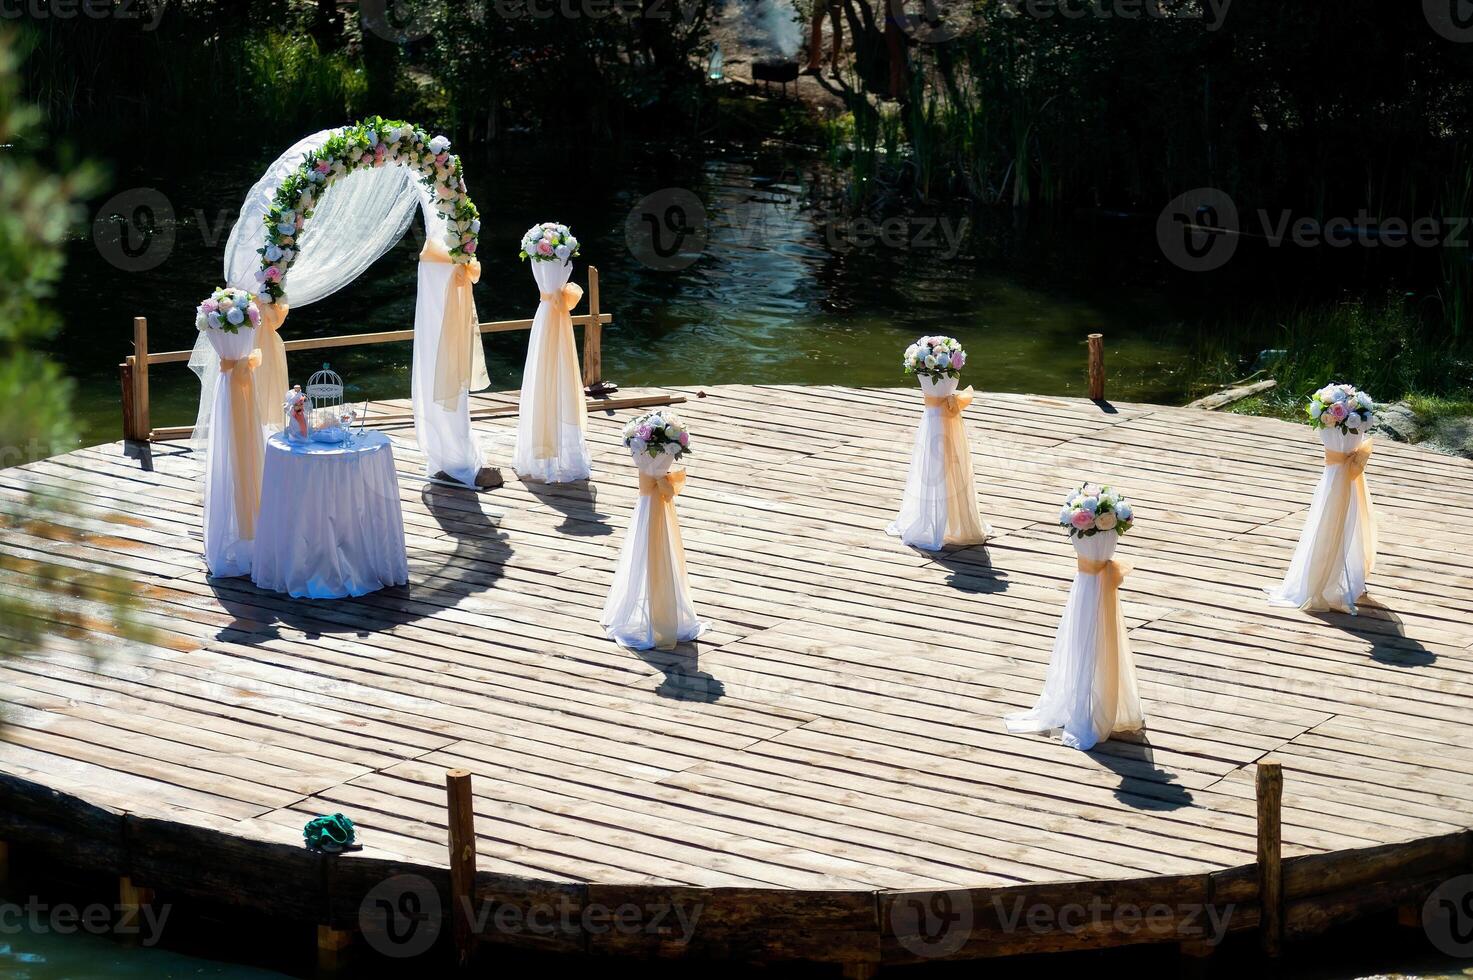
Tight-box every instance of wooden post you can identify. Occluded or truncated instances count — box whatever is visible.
[1087,333,1105,401]
[120,361,139,441]
[132,317,151,441]
[582,266,604,394]
[316,924,354,972]
[118,875,156,940]
[446,769,478,965]
[1256,760,1283,957]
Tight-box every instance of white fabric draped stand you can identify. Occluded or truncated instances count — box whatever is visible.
[251,432,409,598]
[188,127,485,486]
[413,244,489,487]
[201,323,265,578]
[514,257,591,483]
[887,375,990,550]
[602,453,706,650]
[1267,428,1377,613]
[1005,532,1145,751]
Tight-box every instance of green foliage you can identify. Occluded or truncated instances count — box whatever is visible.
[1189,295,1473,412]
[0,31,151,663]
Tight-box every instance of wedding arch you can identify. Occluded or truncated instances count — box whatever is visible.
[188,116,488,487]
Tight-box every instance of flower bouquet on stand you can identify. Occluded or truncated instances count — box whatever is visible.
[601,410,705,651]
[1006,483,1144,751]
[1268,383,1379,612]
[514,222,591,483]
[887,335,989,550]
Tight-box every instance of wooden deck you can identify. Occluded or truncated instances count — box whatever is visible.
[2,384,1472,966]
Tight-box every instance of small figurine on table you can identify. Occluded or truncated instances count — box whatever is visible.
[284,385,310,441]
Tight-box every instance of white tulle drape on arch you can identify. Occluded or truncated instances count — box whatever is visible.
[187,127,487,485]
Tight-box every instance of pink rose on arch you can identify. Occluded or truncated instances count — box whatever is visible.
[435,153,449,165]
[201,299,218,312]
[1069,510,1095,531]
[314,160,331,174]
[463,241,477,254]
[264,267,283,282]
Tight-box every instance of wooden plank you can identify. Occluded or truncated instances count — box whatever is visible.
[1257,760,1284,957]
[446,769,478,964]
[1185,379,1278,411]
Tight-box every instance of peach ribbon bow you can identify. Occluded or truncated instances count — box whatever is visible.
[431,257,484,409]
[218,350,265,540]
[529,282,588,458]
[639,469,690,651]
[1305,438,1379,600]
[921,385,988,546]
[1076,556,1142,739]
[253,301,290,428]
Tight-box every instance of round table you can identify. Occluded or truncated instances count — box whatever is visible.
[251,431,409,599]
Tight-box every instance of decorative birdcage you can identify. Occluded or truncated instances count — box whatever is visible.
[305,363,345,414]
[305,363,351,442]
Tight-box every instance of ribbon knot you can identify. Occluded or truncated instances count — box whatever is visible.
[923,385,975,418]
[539,282,584,312]
[1078,555,1131,588]
[427,244,487,409]
[219,349,262,378]
[1325,438,1374,479]
[639,470,686,502]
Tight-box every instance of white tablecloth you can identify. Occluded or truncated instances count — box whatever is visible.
[251,432,409,599]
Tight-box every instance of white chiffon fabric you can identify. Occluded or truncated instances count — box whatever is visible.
[887,375,990,549]
[601,453,707,649]
[412,253,489,486]
[251,432,409,599]
[201,323,264,578]
[188,126,485,485]
[1006,533,1145,751]
[1267,428,1376,613]
[514,257,591,483]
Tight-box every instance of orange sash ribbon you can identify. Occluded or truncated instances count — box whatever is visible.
[218,350,264,540]
[431,257,483,409]
[1305,438,1378,600]
[639,468,689,651]
[253,301,289,428]
[529,282,587,458]
[921,385,987,545]
[1076,555,1140,739]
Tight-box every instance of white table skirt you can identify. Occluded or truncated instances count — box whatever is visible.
[251,432,409,599]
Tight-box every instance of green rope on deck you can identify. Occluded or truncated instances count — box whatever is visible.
[303,813,356,853]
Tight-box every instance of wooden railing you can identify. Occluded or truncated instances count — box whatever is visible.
[121,266,615,442]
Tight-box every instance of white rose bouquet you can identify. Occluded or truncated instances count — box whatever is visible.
[520,221,580,263]
[1059,483,1135,538]
[902,336,966,381]
[622,410,690,460]
[196,287,262,334]
[1307,383,1376,433]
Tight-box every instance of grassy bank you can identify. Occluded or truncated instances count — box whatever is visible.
[1190,295,1473,431]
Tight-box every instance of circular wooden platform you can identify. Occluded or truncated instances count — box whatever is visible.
[2,384,1470,966]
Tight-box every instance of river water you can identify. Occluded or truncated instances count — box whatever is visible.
[66,144,1228,447]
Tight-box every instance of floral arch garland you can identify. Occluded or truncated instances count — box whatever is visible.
[253,115,481,305]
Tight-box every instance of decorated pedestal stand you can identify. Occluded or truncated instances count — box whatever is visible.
[1007,485,1145,751]
[602,412,706,651]
[1268,383,1379,614]
[514,222,592,483]
[887,336,990,550]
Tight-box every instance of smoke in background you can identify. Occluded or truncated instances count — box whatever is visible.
[721,0,803,59]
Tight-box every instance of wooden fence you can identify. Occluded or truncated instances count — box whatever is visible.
[120,266,616,442]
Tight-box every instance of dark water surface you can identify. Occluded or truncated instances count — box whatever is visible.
[65,143,1222,447]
